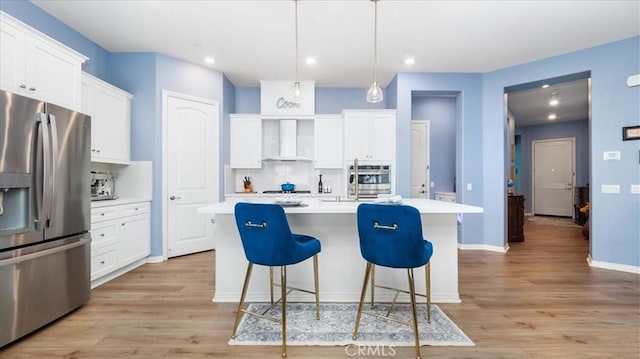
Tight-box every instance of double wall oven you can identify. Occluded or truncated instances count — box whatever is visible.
[347,163,391,199]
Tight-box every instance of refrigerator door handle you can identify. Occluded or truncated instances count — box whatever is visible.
[34,113,46,229]
[0,237,90,268]
[47,114,58,228]
[38,113,53,229]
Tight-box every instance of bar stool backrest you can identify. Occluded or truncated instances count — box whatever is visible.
[234,202,294,266]
[356,203,433,269]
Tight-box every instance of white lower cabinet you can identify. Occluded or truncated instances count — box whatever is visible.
[90,201,150,286]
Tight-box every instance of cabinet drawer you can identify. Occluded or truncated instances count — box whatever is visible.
[91,206,120,223]
[435,193,456,202]
[91,241,118,281]
[121,202,150,217]
[90,221,118,247]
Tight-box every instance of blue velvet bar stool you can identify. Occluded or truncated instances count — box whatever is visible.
[352,203,433,359]
[230,202,321,358]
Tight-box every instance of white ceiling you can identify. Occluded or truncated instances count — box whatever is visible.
[31,0,638,126]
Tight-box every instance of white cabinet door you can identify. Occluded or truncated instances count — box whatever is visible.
[82,72,131,164]
[314,115,343,168]
[343,110,396,162]
[230,115,262,168]
[0,12,86,110]
[369,113,396,162]
[343,113,371,161]
[118,213,150,265]
[25,36,83,110]
[0,19,27,94]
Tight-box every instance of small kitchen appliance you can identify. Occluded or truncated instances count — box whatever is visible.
[90,171,118,201]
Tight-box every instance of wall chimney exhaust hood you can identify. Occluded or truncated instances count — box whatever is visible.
[263,119,312,161]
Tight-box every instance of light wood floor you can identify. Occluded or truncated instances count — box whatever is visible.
[2,221,639,358]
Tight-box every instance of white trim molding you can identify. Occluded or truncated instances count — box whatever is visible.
[458,243,509,253]
[587,255,640,274]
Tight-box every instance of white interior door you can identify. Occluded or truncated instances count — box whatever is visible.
[411,121,430,198]
[165,92,219,258]
[532,138,575,217]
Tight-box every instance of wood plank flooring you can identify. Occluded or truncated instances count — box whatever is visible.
[2,220,639,358]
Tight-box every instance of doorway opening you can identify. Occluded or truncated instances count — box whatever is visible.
[504,71,591,244]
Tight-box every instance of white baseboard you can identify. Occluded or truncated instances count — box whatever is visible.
[587,255,640,274]
[146,255,165,264]
[458,243,508,253]
[91,257,148,289]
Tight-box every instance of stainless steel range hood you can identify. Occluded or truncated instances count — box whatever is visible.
[263,119,312,161]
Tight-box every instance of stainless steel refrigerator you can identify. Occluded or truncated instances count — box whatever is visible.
[0,90,91,347]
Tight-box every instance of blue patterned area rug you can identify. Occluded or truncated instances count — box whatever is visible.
[228,303,474,347]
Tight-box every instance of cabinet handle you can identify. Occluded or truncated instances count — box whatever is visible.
[100,233,105,237]
[170,195,182,200]
[28,87,36,91]
[19,84,26,89]
[121,223,125,226]
[100,213,105,216]
[100,260,105,264]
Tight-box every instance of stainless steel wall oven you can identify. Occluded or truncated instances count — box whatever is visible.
[347,163,391,199]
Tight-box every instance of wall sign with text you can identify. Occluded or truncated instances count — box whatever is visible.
[260,80,315,116]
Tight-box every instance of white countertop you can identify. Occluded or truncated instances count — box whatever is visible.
[198,197,483,215]
[90,197,151,208]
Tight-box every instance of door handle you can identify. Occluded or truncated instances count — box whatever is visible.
[420,190,425,194]
[170,195,181,200]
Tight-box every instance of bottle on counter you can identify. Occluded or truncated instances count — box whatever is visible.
[318,174,323,194]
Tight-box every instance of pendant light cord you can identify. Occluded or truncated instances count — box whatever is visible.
[295,0,299,82]
[372,0,378,83]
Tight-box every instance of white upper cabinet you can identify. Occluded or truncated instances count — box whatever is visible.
[343,110,396,163]
[0,11,87,110]
[230,114,262,168]
[81,72,132,164]
[314,115,343,168]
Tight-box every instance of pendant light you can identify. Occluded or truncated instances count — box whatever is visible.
[293,0,301,103]
[366,0,383,103]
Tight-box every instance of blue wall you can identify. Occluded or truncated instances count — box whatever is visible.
[3,2,638,269]
[516,119,590,213]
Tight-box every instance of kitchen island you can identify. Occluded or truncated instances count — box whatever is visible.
[198,198,483,303]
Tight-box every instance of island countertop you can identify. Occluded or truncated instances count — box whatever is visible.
[197,197,483,215]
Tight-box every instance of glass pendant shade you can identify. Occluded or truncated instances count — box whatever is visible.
[367,81,383,103]
[293,81,302,102]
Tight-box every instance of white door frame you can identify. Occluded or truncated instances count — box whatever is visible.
[161,90,220,261]
[411,120,431,199]
[531,137,576,217]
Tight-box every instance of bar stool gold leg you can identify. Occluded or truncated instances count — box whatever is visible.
[269,266,274,305]
[313,255,320,320]
[407,268,421,359]
[370,265,375,308]
[426,262,431,323]
[231,263,253,339]
[353,262,373,339]
[281,266,287,358]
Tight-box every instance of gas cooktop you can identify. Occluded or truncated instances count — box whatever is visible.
[263,190,311,194]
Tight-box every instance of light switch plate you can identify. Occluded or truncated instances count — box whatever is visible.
[631,185,640,194]
[601,184,620,194]
[466,183,472,191]
[603,151,621,161]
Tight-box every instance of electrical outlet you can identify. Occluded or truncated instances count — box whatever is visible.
[601,185,620,194]
[466,183,472,191]
[430,181,435,188]
[631,185,640,194]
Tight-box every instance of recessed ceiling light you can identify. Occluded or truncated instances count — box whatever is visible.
[541,84,550,88]
[548,113,557,120]
[404,57,415,65]
[305,57,316,65]
[549,98,559,106]
[204,57,215,64]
